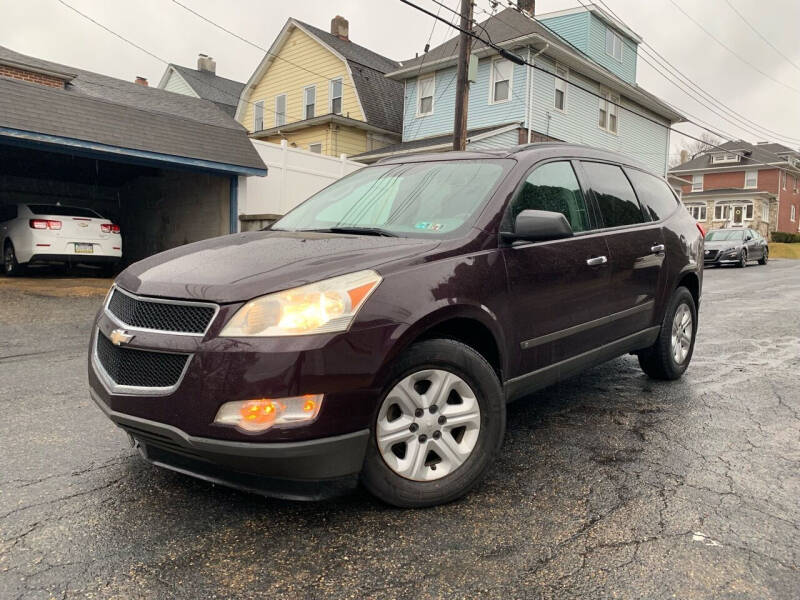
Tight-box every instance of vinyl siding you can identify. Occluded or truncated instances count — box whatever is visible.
[539,12,590,52]
[467,128,520,150]
[162,70,198,97]
[587,14,637,84]
[529,54,668,174]
[402,55,527,141]
[239,26,364,139]
[540,12,637,84]
[262,124,368,156]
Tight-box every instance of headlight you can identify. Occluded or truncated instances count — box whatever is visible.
[214,395,323,433]
[220,270,382,337]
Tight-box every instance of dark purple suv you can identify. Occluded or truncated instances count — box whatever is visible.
[89,144,703,507]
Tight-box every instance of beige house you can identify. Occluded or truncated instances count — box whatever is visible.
[234,16,402,157]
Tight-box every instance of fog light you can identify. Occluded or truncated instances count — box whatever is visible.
[214,395,323,433]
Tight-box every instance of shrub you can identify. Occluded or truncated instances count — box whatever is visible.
[771,231,800,243]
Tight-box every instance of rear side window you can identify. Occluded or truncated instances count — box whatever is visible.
[626,169,679,221]
[581,161,644,228]
[27,205,100,218]
[507,161,591,232]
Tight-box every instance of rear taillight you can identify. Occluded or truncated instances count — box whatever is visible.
[101,223,121,234]
[29,219,62,230]
[696,223,706,237]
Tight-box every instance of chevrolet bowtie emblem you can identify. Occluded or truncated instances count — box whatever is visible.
[109,329,134,346]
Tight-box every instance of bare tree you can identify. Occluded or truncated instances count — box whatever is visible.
[671,132,725,167]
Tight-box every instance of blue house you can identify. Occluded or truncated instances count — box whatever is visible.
[352,4,682,175]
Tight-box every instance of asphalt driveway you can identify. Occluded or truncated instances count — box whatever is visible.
[1,262,798,599]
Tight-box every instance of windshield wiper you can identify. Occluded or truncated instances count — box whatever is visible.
[300,227,398,237]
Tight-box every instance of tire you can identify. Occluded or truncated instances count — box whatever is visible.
[638,287,697,381]
[738,249,747,268]
[3,241,24,277]
[361,338,505,508]
[758,248,768,265]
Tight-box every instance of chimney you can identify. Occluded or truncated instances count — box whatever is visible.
[680,149,689,164]
[134,76,148,87]
[331,15,349,41]
[518,0,535,15]
[197,53,216,74]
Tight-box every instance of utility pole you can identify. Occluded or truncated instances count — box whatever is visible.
[452,0,473,151]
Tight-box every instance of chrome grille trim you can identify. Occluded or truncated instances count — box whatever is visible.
[104,285,219,337]
[91,328,193,397]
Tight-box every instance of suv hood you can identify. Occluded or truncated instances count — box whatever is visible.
[116,231,440,303]
[705,239,742,250]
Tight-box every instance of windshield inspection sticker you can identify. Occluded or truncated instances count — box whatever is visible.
[414,222,444,231]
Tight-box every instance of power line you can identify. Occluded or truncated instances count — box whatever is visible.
[722,0,800,75]
[666,0,800,96]
[593,0,800,146]
[396,0,798,174]
[55,0,332,125]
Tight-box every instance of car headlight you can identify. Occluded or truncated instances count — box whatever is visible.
[220,270,382,337]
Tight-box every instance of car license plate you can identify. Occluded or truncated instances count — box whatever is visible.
[75,243,94,254]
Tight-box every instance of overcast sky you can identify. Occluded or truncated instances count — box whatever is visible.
[2,0,799,157]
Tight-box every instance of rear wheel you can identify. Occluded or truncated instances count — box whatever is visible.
[361,338,505,508]
[738,249,747,268]
[3,242,24,277]
[758,248,768,265]
[638,287,697,380]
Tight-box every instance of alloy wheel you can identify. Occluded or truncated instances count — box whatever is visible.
[3,246,12,273]
[376,369,481,481]
[671,303,693,364]
[740,251,747,267]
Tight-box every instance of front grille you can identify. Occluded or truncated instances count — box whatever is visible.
[107,287,216,334]
[704,249,720,261]
[96,331,189,388]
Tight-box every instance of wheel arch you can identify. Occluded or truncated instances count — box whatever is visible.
[676,269,700,309]
[383,305,507,383]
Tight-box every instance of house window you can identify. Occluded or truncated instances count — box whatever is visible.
[794,175,798,192]
[792,205,796,221]
[692,174,703,192]
[762,203,769,222]
[417,74,435,116]
[254,100,264,131]
[686,204,706,221]
[605,28,623,61]
[744,170,757,189]
[308,143,322,154]
[490,58,513,103]
[329,78,343,114]
[599,92,619,133]
[304,86,316,119]
[745,204,753,220]
[783,172,787,190]
[711,152,740,164]
[554,64,567,111]
[274,94,286,127]
[714,204,730,221]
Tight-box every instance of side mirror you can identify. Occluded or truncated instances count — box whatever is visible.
[744,235,752,241]
[503,209,574,243]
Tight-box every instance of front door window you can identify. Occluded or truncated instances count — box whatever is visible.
[732,205,744,226]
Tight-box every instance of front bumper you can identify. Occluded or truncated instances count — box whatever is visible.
[91,388,370,500]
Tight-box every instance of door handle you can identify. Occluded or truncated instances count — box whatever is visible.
[586,255,608,266]
[650,244,665,253]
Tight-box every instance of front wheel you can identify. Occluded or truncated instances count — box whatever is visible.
[738,249,747,268]
[758,248,768,265]
[638,287,697,380]
[361,338,505,508]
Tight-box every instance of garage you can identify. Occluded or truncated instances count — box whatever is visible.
[0,45,266,273]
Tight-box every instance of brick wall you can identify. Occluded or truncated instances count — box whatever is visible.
[776,170,800,233]
[0,64,65,88]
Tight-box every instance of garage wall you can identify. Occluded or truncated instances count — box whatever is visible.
[119,169,230,263]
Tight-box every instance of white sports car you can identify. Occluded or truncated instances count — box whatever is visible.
[0,204,122,276]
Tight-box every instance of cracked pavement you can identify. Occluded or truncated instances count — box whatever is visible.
[1,262,798,599]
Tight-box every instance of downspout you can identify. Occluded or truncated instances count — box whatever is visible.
[229,175,238,234]
[527,43,549,144]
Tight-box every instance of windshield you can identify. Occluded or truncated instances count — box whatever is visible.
[706,229,744,241]
[272,159,512,238]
